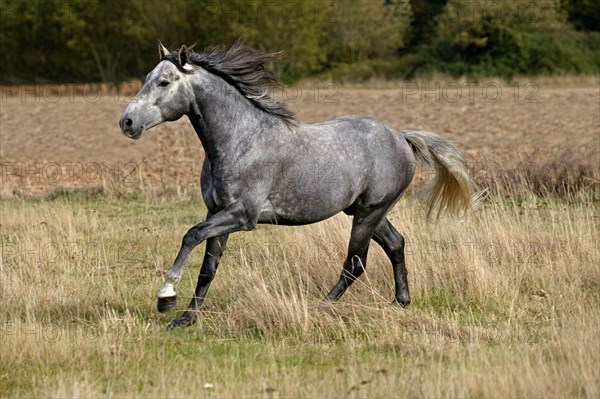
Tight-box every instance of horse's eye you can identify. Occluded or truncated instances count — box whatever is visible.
[158,81,169,87]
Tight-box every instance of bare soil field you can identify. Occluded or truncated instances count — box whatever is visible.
[1,79,598,197]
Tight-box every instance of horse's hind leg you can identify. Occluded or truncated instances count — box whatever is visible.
[372,218,410,306]
[324,211,384,302]
[165,233,229,329]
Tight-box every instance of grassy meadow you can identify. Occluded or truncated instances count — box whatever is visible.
[1,74,598,398]
[1,188,598,397]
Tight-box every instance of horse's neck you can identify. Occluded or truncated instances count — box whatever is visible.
[188,72,272,161]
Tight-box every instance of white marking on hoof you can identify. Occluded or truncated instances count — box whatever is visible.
[158,283,176,298]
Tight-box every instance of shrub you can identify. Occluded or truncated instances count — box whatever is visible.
[412,0,599,77]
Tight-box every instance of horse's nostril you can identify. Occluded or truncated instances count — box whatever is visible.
[124,118,133,127]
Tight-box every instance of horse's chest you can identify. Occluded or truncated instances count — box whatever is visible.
[201,162,239,213]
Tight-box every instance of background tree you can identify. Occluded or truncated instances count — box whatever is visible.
[56,0,152,85]
[217,0,326,80]
[0,0,598,84]
[403,0,447,52]
[320,0,412,66]
[561,0,600,31]
[0,0,76,82]
[414,0,599,76]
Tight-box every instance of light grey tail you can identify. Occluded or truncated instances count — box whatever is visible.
[404,130,478,219]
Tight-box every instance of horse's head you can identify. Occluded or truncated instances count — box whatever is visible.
[119,42,196,139]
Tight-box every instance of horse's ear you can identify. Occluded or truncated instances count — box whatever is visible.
[178,45,190,67]
[158,41,169,60]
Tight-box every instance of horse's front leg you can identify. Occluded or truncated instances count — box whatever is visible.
[164,233,229,329]
[156,202,257,327]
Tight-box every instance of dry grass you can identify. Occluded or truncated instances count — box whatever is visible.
[1,190,598,397]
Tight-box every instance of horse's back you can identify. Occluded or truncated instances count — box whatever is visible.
[298,115,417,210]
[301,115,411,152]
[300,115,416,180]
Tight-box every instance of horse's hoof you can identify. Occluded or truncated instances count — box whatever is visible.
[157,296,177,313]
[391,298,411,307]
[166,312,197,330]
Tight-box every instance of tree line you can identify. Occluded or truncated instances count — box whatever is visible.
[0,0,598,84]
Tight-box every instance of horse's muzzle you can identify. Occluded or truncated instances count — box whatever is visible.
[119,115,142,139]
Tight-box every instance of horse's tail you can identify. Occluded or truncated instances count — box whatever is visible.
[403,130,479,219]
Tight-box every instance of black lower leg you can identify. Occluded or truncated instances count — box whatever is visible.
[325,253,368,301]
[372,218,410,306]
[324,212,381,302]
[167,234,229,329]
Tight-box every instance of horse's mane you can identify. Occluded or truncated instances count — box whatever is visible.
[166,40,296,127]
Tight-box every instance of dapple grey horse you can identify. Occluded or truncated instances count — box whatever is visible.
[119,41,475,329]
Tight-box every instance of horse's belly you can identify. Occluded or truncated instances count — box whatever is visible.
[257,206,341,226]
[259,191,353,225]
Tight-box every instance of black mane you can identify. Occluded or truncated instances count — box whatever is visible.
[166,41,296,127]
